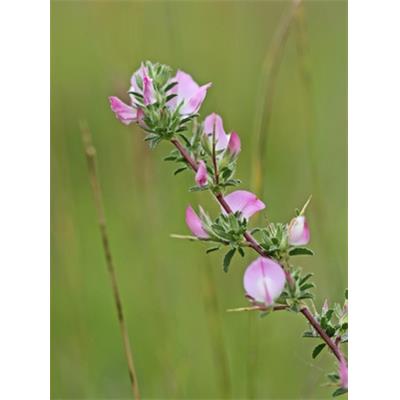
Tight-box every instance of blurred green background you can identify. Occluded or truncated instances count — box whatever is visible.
[51,0,347,399]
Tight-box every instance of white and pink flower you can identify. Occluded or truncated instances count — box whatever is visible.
[243,257,286,305]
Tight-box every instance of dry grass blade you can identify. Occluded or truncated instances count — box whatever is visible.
[80,121,141,399]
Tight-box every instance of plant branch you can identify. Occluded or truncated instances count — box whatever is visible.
[170,137,343,364]
[80,122,141,399]
[300,307,342,362]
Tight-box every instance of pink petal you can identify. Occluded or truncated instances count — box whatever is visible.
[185,206,209,238]
[141,65,156,106]
[195,160,208,187]
[175,70,200,100]
[109,96,137,125]
[203,113,230,150]
[223,190,266,219]
[172,70,211,115]
[288,216,310,246]
[228,132,241,155]
[129,64,156,106]
[243,257,286,305]
[181,83,212,115]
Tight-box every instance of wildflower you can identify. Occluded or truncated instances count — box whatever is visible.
[195,160,208,187]
[223,190,265,219]
[243,257,286,305]
[288,216,310,246]
[169,70,211,115]
[185,206,209,239]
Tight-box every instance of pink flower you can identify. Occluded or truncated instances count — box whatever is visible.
[203,113,230,151]
[227,132,241,156]
[288,216,310,246]
[185,206,209,238]
[243,257,286,305]
[338,358,348,389]
[223,190,266,219]
[129,64,156,106]
[195,160,208,187]
[109,96,140,125]
[169,70,211,115]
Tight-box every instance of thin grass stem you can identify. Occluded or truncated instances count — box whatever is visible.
[251,0,303,195]
[80,122,141,399]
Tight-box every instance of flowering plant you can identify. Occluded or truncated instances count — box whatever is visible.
[109,61,348,397]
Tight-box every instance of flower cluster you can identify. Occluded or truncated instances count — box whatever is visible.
[110,61,211,147]
[109,61,348,397]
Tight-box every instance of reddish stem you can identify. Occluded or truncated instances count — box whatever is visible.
[171,138,343,362]
[300,307,342,361]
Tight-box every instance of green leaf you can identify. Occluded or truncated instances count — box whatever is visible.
[128,91,144,99]
[325,309,334,321]
[206,246,220,254]
[223,248,236,273]
[345,288,348,300]
[289,247,314,256]
[312,343,326,359]
[163,81,178,92]
[298,293,314,300]
[327,372,340,383]
[163,155,177,161]
[189,185,208,192]
[300,283,315,291]
[238,247,245,257]
[332,387,348,397]
[165,93,177,103]
[174,167,187,175]
[299,273,313,285]
[326,326,336,337]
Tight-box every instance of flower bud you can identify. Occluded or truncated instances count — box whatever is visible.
[185,206,209,239]
[288,216,310,246]
[243,257,286,305]
[195,160,208,187]
[227,132,241,156]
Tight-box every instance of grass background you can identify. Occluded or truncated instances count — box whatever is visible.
[51,0,347,398]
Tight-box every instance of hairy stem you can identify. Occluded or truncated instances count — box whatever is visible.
[81,122,141,399]
[170,137,343,364]
[300,307,342,361]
